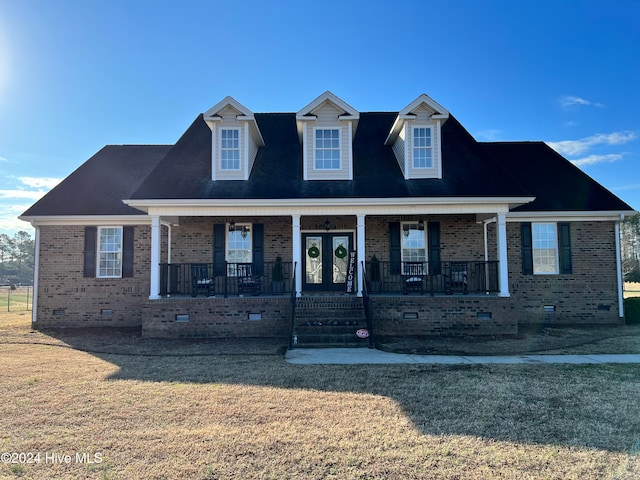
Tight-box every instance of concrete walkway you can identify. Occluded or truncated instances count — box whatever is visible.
[285,348,640,365]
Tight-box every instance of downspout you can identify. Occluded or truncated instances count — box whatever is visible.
[483,217,497,263]
[30,220,40,325]
[615,215,625,319]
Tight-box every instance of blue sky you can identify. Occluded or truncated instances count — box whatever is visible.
[0,0,638,235]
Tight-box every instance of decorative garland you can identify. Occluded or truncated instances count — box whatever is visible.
[334,244,348,259]
[307,245,320,258]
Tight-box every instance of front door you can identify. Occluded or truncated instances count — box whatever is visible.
[303,233,353,291]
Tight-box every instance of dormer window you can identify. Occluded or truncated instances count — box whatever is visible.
[385,94,449,180]
[314,128,341,170]
[203,96,264,181]
[220,129,240,170]
[412,127,433,169]
[296,91,359,181]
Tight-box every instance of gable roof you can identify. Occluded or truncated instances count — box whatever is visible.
[22,108,634,219]
[21,145,171,217]
[129,112,531,201]
[482,142,634,212]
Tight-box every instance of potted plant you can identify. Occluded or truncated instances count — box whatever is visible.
[369,254,381,293]
[271,256,284,295]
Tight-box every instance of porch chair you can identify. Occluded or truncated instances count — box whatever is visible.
[191,263,214,297]
[236,263,262,296]
[444,262,468,295]
[402,262,426,295]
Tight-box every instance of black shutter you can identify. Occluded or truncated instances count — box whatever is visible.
[521,222,533,275]
[122,226,134,278]
[213,223,226,276]
[252,223,264,276]
[389,222,401,275]
[84,226,97,278]
[558,222,572,274]
[428,222,441,275]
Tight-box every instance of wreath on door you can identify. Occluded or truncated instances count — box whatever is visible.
[334,244,348,259]
[307,245,320,258]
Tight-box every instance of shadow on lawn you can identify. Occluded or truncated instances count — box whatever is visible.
[44,330,640,455]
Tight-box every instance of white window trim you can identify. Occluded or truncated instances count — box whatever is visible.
[412,125,434,170]
[400,221,428,274]
[225,222,252,275]
[532,222,559,275]
[220,128,241,171]
[313,127,342,171]
[97,226,123,279]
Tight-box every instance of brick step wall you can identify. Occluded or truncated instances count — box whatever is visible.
[292,295,367,348]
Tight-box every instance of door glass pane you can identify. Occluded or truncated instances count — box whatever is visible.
[332,236,349,284]
[305,236,322,284]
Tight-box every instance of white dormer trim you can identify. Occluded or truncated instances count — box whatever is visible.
[297,92,359,181]
[296,91,360,120]
[386,94,450,180]
[203,96,264,181]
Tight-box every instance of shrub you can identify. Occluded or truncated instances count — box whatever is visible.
[624,297,640,324]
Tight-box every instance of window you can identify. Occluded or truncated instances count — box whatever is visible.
[532,223,558,274]
[314,128,341,170]
[220,129,240,170]
[413,127,433,169]
[401,222,427,273]
[98,227,123,278]
[226,223,252,275]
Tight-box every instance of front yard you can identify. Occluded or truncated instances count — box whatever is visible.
[1,312,640,479]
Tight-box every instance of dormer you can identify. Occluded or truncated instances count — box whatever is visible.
[296,91,359,181]
[203,96,265,181]
[385,94,450,179]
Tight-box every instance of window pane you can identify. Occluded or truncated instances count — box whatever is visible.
[401,223,426,273]
[221,129,240,170]
[98,227,123,277]
[314,128,341,170]
[226,225,252,275]
[413,127,433,169]
[532,223,558,274]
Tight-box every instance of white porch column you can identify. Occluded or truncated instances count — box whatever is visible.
[497,213,510,297]
[356,214,366,296]
[292,214,302,297]
[149,215,161,300]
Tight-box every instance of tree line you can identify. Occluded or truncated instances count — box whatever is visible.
[0,231,34,285]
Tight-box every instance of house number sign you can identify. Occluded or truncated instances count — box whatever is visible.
[345,251,357,294]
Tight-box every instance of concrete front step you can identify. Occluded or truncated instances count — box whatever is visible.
[292,333,369,348]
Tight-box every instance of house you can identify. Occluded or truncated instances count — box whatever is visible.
[20,91,635,345]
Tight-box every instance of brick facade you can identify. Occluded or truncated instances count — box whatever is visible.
[33,216,623,334]
[35,225,151,327]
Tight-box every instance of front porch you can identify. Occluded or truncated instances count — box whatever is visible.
[141,211,514,340]
[157,260,500,297]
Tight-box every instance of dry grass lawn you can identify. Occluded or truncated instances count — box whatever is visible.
[1,312,640,479]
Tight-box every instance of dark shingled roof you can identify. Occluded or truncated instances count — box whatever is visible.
[482,142,634,212]
[22,145,171,216]
[23,112,634,217]
[130,112,530,200]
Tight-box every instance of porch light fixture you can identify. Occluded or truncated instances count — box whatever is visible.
[418,219,425,231]
[403,224,410,238]
[324,219,332,232]
[228,220,236,232]
[241,225,250,239]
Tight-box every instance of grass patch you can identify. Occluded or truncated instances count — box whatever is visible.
[0,286,33,312]
[1,313,640,479]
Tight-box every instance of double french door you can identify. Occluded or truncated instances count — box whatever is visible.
[302,233,353,291]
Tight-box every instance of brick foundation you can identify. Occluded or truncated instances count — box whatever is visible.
[141,296,291,338]
[371,295,516,336]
